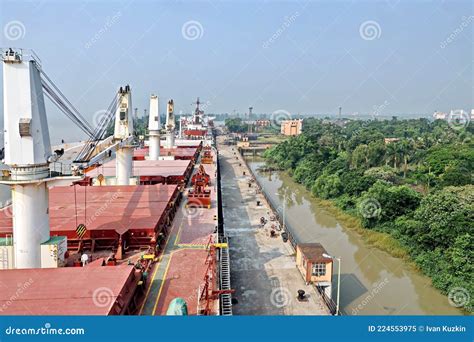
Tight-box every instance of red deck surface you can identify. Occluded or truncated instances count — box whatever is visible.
[154,249,209,315]
[0,266,137,315]
[184,129,207,137]
[86,159,192,178]
[141,146,220,316]
[177,218,216,246]
[0,185,178,237]
[134,147,198,160]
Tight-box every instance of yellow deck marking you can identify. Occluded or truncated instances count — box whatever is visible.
[151,218,185,314]
[152,250,175,315]
[138,224,175,315]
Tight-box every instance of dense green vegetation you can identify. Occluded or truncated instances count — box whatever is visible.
[264,118,473,312]
[224,118,250,133]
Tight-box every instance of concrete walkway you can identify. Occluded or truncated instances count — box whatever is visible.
[218,137,329,315]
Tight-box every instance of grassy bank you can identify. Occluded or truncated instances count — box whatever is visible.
[310,196,410,261]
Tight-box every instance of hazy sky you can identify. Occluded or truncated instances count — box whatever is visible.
[0,0,472,142]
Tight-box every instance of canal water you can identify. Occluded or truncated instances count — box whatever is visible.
[247,158,463,315]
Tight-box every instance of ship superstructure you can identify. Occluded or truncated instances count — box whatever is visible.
[0,49,231,316]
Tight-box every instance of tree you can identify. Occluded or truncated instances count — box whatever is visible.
[225,118,249,133]
[385,142,401,169]
[399,139,414,178]
[358,181,421,228]
[311,173,343,199]
[413,185,473,250]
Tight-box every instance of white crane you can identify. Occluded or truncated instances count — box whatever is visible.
[165,99,175,148]
[1,49,82,268]
[113,85,135,185]
[148,94,160,160]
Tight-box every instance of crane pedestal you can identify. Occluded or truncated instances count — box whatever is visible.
[116,146,133,185]
[149,133,160,160]
[11,181,49,269]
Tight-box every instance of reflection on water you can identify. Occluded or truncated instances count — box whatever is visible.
[247,158,463,315]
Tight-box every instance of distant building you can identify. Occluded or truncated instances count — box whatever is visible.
[296,243,333,299]
[433,110,474,120]
[280,119,303,136]
[255,119,271,127]
[384,137,400,144]
[433,111,447,120]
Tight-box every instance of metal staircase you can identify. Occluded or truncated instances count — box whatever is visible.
[219,237,232,315]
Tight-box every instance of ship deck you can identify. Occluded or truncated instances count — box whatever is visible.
[134,147,199,160]
[0,265,140,315]
[139,148,219,315]
[0,140,220,315]
[86,159,193,184]
[0,184,179,243]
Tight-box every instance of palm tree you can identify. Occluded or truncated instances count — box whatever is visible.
[399,139,414,178]
[385,142,400,169]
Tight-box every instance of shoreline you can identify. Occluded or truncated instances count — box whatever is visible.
[248,157,468,316]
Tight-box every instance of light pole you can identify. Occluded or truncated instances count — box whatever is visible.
[323,253,341,315]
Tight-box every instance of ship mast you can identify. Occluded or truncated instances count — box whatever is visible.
[113,85,135,185]
[148,94,160,160]
[165,99,175,148]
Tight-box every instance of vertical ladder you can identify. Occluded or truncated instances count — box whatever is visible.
[219,237,233,315]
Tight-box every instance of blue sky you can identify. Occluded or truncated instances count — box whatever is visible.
[0,0,472,142]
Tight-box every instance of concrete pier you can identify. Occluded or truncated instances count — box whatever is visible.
[218,136,330,315]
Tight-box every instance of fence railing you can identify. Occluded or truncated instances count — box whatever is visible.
[315,285,345,315]
[241,154,298,250]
